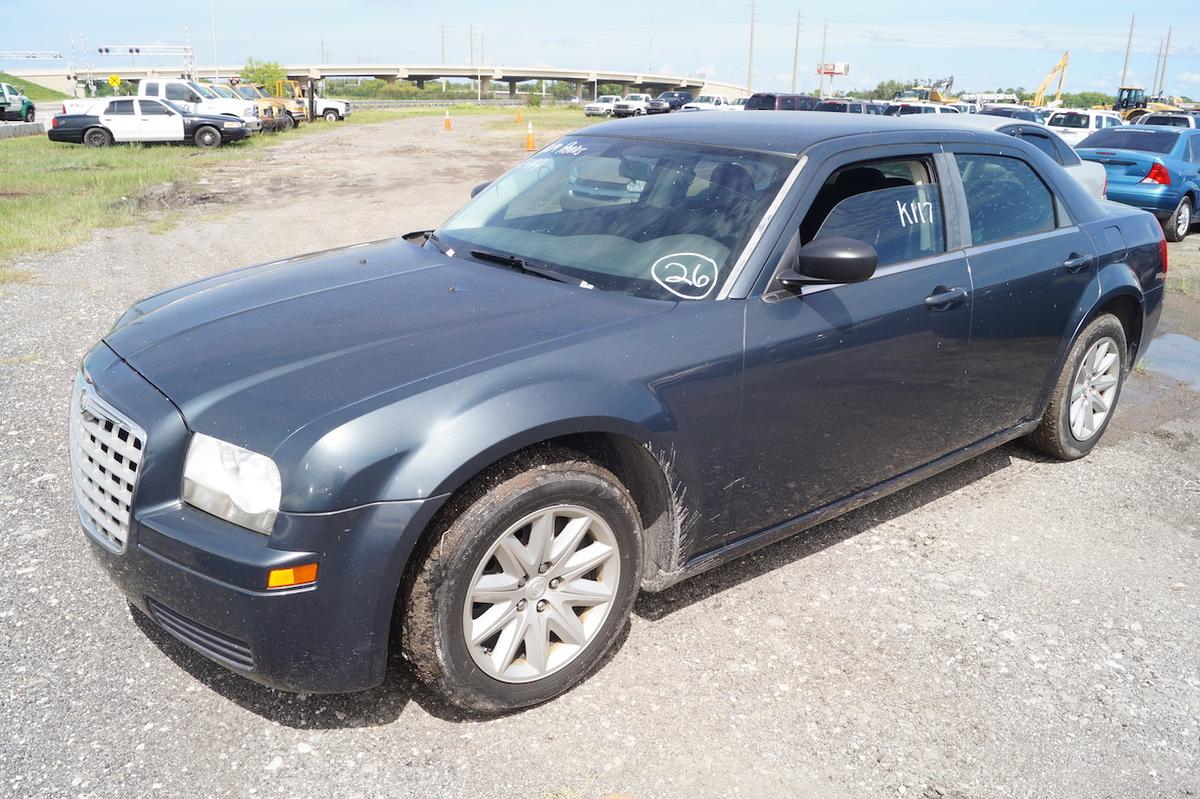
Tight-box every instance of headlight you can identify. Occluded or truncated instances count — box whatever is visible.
[223,120,243,129]
[183,433,281,534]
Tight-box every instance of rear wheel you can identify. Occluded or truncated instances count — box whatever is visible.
[193,125,221,149]
[1025,313,1127,460]
[402,454,641,712]
[1164,196,1192,242]
[83,127,111,148]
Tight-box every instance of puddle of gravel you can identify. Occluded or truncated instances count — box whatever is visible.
[1142,333,1200,391]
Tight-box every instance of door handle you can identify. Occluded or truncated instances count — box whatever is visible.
[1063,253,1094,272]
[924,286,968,309]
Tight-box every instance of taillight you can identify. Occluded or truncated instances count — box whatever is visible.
[51,117,59,128]
[1159,236,1168,275]
[1141,163,1171,185]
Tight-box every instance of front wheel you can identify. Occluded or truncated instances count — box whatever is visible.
[323,108,339,122]
[634,108,645,116]
[193,126,221,149]
[279,112,295,131]
[24,108,35,123]
[1025,313,1127,460]
[1164,196,1192,242]
[402,454,641,713]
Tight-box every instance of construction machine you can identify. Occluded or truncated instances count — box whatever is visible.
[1032,52,1069,108]
[893,76,958,105]
[1103,86,1182,121]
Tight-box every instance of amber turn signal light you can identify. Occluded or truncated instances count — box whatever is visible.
[267,562,318,589]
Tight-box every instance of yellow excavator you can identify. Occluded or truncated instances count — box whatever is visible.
[1032,52,1069,108]
[1104,87,1182,121]
[893,76,958,105]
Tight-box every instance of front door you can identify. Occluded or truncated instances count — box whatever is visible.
[735,151,975,539]
[945,148,1097,432]
[136,99,185,142]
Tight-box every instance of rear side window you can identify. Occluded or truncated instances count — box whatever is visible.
[107,99,134,115]
[144,81,159,96]
[779,96,797,111]
[1078,128,1179,153]
[801,158,945,268]
[1188,136,1200,163]
[1019,131,1063,165]
[745,94,776,110]
[957,155,1055,246]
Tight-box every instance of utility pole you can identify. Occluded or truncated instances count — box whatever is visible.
[746,0,755,93]
[818,20,828,97]
[790,11,801,93]
[209,0,219,79]
[1151,39,1164,98]
[468,24,473,64]
[1119,14,1134,88]
[1159,27,1173,96]
[439,22,446,92]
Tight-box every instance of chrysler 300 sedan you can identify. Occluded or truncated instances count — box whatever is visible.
[71,113,1166,712]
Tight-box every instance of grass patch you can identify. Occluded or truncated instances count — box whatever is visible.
[0,72,69,101]
[0,265,32,284]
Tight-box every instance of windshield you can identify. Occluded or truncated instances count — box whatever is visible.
[234,86,259,99]
[1078,128,1180,153]
[436,136,795,301]
[1048,112,1089,129]
[188,82,217,99]
[207,84,237,99]
[694,96,715,103]
[596,96,618,103]
[1143,115,1191,127]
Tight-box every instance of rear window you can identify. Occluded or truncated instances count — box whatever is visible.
[745,94,776,110]
[1048,112,1090,129]
[1143,115,1191,128]
[1078,128,1180,153]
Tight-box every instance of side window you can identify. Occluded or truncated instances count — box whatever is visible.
[957,155,1056,246]
[799,158,946,268]
[1020,131,1063,165]
[107,99,135,115]
[165,83,190,102]
[139,100,170,116]
[779,96,796,111]
[144,81,159,97]
[1188,136,1200,163]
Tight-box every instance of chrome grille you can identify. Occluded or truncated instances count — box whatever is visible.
[69,376,146,552]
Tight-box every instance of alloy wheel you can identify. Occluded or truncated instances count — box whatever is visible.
[1177,200,1191,239]
[462,504,621,683]
[1069,336,1120,441]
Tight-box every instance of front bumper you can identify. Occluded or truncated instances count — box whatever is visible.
[220,127,251,143]
[243,117,263,132]
[71,344,445,693]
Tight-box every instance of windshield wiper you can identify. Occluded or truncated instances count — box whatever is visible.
[425,231,453,255]
[468,249,577,285]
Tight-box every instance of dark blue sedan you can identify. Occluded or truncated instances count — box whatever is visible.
[1077,125,1200,241]
[71,113,1166,712]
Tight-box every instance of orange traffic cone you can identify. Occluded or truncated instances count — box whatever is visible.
[515,108,523,124]
[443,109,452,130]
[524,121,535,151]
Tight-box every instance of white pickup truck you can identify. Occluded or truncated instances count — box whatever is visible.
[60,78,261,131]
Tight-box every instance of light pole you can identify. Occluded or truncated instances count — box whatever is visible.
[209,0,219,79]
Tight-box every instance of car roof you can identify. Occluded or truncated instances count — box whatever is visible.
[898,114,1039,133]
[573,111,1013,156]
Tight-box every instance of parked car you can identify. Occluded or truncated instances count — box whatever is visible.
[48,97,249,148]
[1134,112,1200,129]
[137,78,261,132]
[584,95,620,117]
[72,113,1164,713]
[950,102,980,114]
[980,105,1040,123]
[0,82,36,122]
[646,91,694,114]
[680,95,736,111]
[864,101,889,115]
[906,112,1108,198]
[1077,126,1200,241]
[814,99,868,114]
[885,102,959,115]
[231,83,299,131]
[203,82,280,132]
[1046,109,1124,147]
[611,94,653,117]
[731,97,748,109]
[744,92,819,111]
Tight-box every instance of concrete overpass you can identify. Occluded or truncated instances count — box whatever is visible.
[11,63,748,98]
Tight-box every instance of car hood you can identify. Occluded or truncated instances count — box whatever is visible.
[104,238,667,455]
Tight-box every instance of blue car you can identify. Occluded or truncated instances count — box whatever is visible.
[1077,125,1200,241]
[72,114,1166,712]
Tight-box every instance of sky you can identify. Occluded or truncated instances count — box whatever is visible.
[5,0,1198,96]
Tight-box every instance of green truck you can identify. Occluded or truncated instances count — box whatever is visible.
[1,82,36,122]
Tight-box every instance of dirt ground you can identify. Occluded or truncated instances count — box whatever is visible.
[2,115,1199,799]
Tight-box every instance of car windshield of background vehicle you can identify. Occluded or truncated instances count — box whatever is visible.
[1078,128,1179,153]
[1049,112,1089,129]
[437,136,796,301]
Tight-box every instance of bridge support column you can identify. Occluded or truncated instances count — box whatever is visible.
[415,79,425,90]
[508,80,518,98]
[479,76,491,96]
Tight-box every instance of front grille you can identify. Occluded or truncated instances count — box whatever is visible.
[148,598,256,671]
[69,375,146,553]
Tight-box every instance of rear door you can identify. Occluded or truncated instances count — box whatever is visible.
[99,99,139,141]
[136,100,185,141]
[944,145,1097,433]
[736,147,975,538]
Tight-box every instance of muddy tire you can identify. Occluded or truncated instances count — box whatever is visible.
[193,126,221,149]
[1025,313,1127,460]
[401,451,641,713]
[83,127,111,148]
[1164,196,1191,243]
[279,112,295,132]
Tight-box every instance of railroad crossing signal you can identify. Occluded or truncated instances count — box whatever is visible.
[0,51,64,60]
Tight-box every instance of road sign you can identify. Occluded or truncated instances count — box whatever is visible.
[107,74,121,88]
[817,62,850,76]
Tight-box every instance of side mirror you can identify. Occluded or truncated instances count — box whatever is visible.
[470,180,491,198]
[777,236,877,288]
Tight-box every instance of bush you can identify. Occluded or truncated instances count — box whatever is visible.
[526,94,542,107]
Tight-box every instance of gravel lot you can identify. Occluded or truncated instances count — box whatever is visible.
[2,115,1199,799]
